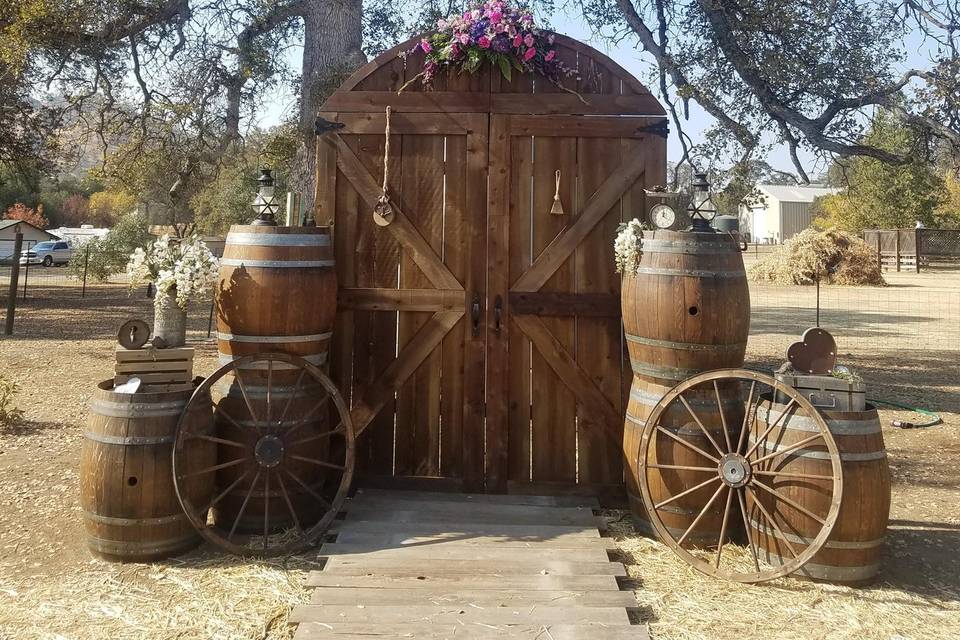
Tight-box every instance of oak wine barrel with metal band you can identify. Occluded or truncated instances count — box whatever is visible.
[748,401,890,584]
[621,230,750,544]
[214,225,337,532]
[80,380,215,561]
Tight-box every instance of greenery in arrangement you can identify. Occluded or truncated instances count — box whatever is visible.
[0,375,24,430]
[404,1,578,92]
[748,228,885,287]
[126,236,220,309]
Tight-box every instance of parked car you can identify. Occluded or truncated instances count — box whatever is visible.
[19,241,74,266]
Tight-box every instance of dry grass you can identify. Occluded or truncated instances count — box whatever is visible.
[605,512,960,640]
[749,228,886,286]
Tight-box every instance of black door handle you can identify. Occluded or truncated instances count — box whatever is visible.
[471,293,481,337]
[494,295,502,337]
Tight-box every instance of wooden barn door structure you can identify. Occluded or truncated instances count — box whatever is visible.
[317,35,666,494]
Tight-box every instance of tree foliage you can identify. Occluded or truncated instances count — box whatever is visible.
[4,202,49,228]
[68,210,152,281]
[813,113,949,231]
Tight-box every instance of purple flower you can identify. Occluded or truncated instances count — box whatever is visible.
[469,19,488,40]
[491,34,511,53]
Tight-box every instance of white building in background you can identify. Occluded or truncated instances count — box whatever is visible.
[0,220,59,262]
[47,224,110,246]
[739,184,841,244]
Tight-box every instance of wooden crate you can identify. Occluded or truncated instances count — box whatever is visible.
[115,346,195,386]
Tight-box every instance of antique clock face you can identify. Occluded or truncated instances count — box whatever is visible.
[651,203,677,229]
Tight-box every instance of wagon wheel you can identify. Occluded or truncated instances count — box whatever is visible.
[172,352,355,557]
[636,368,843,583]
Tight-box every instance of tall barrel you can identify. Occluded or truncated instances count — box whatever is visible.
[748,402,890,584]
[621,230,750,545]
[80,380,215,561]
[214,225,336,532]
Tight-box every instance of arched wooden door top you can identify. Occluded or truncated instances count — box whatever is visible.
[321,33,666,117]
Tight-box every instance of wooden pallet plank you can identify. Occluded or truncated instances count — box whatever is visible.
[353,488,600,508]
[321,557,627,576]
[295,622,647,640]
[289,605,630,625]
[307,587,637,607]
[330,532,618,549]
[114,347,194,362]
[331,520,602,538]
[343,499,597,523]
[318,543,610,562]
[341,508,606,529]
[305,573,621,590]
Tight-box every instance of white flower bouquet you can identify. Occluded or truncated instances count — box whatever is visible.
[127,235,220,309]
[614,218,649,274]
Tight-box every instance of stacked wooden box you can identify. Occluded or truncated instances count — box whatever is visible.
[114,346,195,390]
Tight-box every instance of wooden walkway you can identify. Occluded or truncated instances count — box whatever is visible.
[290,488,647,639]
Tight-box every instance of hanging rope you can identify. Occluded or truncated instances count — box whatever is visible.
[372,106,395,226]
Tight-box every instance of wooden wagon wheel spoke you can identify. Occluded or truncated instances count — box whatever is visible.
[743,398,796,459]
[736,487,761,572]
[713,380,733,453]
[678,394,726,457]
[275,470,304,534]
[713,486,734,568]
[288,424,345,448]
[745,485,801,560]
[676,482,727,547]
[751,479,828,525]
[654,425,721,464]
[735,380,756,454]
[228,470,262,542]
[653,475,720,510]
[172,352,355,558]
[635,369,843,583]
[751,432,825,466]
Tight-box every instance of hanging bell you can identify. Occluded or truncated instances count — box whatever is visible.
[550,169,565,215]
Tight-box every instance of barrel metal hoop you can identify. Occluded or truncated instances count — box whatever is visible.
[83,431,174,445]
[625,333,747,352]
[89,399,187,418]
[629,359,704,381]
[225,232,330,247]
[762,550,882,581]
[212,380,325,399]
[640,239,738,254]
[218,353,327,370]
[633,266,747,279]
[220,258,335,268]
[748,437,887,461]
[629,387,741,408]
[217,331,333,344]
[749,518,884,549]
[756,405,882,435]
[83,511,189,527]
[625,412,646,427]
[86,534,198,556]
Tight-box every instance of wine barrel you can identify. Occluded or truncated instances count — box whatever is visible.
[80,380,215,562]
[621,230,750,545]
[748,402,890,585]
[214,225,337,532]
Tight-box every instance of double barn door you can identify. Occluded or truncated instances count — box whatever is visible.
[319,109,665,493]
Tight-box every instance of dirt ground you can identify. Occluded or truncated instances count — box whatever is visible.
[0,273,958,639]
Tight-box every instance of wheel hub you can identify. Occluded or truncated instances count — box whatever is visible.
[254,435,285,468]
[718,453,752,488]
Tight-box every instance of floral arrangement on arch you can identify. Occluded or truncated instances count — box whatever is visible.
[404,1,581,94]
[127,235,220,309]
[614,219,651,274]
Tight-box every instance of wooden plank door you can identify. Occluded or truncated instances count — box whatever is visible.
[486,114,668,494]
[319,111,489,492]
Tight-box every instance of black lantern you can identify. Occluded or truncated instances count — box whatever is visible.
[251,168,280,226]
[687,172,717,232]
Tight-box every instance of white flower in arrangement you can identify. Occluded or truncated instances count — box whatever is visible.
[614,218,647,274]
[126,235,220,310]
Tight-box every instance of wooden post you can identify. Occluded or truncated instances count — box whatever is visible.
[895,230,901,272]
[915,228,922,273]
[4,229,23,335]
[81,244,90,298]
[875,232,882,272]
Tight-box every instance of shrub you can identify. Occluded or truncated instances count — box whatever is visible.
[749,228,886,286]
[0,375,24,429]
[67,210,152,281]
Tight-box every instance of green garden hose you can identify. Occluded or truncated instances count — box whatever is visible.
[867,397,942,429]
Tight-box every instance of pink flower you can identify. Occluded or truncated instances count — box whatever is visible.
[451,43,461,57]
[512,34,523,47]
[523,47,537,62]
[463,11,471,19]
[478,36,491,49]
[437,19,448,30]
[489,10,502,23]
[523,33,535,47]
[458,32,470,45]
[545,50,556,62]
[420,38,432,53]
